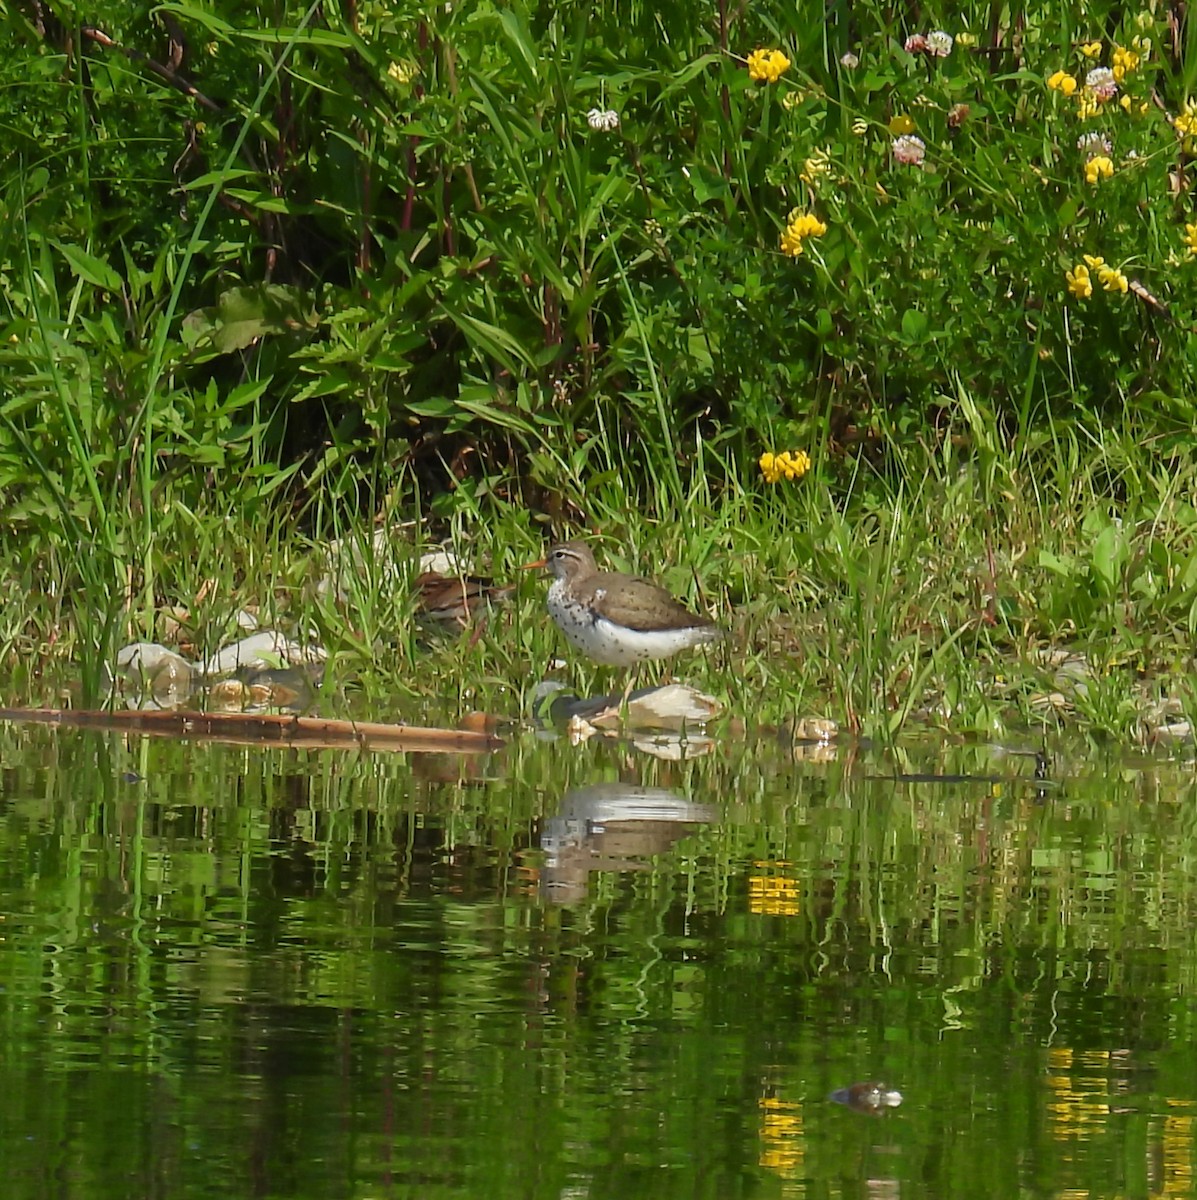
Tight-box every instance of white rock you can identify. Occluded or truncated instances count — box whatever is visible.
[201,631,326,676]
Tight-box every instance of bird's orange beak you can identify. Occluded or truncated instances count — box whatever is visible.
[521,555,547,571]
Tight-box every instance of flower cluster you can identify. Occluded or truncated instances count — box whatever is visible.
[586,108,620,132]
[1184,224,1197,257]
[780,210,828,257]
[1049,36,1146,118]
[1084,154,1114,184]
[759,449,811,483]
[904,31,953,57]
[1112,44,1141,81]
[1174,99,1197,150]
[892,134,926,165]
[1066,255,1128,299]
[748,48,791,83]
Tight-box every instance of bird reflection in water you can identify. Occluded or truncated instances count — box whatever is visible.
[539,783,717,904]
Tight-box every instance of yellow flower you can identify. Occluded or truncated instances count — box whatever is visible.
[1080,41,1103,59]
[748,48,791,83]
[1098,263,1128,292]
[1071,255,1129,295]
[1175,99,1197,144]
[850,117,869,136]
[780,210,828,257]
[888,113,915,135]
[760,449,812,483]
[1184,223,1197,256]
[1084,154,1114,184]
[387,60,417,84]
[1066,264,1093,298]
[1112,45,1140,80]
[1048,70,1079,96]
[1077,90,1100,119]
[956,30,977,47]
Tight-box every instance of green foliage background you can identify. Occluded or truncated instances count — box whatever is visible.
[6,0,1197,523]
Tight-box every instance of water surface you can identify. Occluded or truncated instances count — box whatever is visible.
[2,724,1195,1198]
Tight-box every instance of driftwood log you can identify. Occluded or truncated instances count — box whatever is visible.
[0,708,502,755]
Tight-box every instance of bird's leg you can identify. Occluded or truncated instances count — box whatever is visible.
[617,666,641,721]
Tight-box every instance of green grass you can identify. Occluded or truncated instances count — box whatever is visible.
[2,410,1196,745]
[4,4,1197,740]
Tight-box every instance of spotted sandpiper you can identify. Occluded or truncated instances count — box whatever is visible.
[524,542,723,695]
[414,571,514,629]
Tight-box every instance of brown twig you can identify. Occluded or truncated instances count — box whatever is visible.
[81,24,223,113]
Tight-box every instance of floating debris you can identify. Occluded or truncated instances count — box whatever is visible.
[786,716,839,743]
[829,1081,904,1115]
[537,682,722,734]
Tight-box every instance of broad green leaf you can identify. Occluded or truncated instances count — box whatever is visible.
[182,285,316,355]
[52,242,122,293]
[900,309,928,342]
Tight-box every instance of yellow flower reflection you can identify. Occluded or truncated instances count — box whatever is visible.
[749,869,802,915]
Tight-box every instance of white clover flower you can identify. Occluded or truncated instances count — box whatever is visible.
[1085,67,1118,100]
[840,51,860,68]
[927,30,954,57]
[586,108,620,132]
[892,134,926,165]
[1077,131,1112,155]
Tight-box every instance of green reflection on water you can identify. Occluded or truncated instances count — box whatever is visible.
[2,726,1196,1198]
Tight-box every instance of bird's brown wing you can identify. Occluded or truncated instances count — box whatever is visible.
[590,571,716,633]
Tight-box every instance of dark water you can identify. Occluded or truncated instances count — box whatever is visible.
[2,723,1196,1199]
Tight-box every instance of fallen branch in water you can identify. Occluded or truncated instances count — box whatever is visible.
[0,708,502,755]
